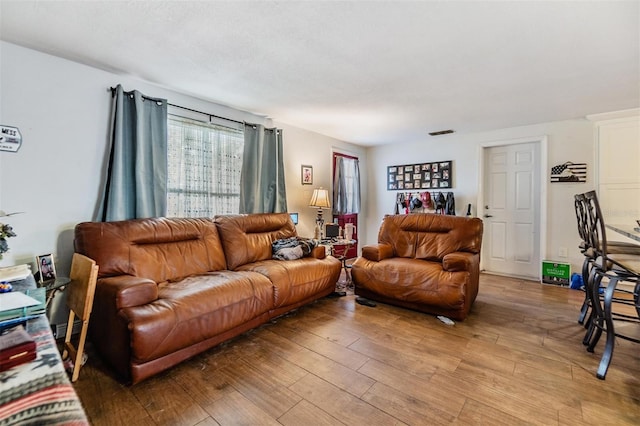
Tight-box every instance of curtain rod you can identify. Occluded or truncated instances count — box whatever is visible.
[109,86,245,126]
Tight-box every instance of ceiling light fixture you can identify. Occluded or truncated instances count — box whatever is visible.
[429,129,455,136]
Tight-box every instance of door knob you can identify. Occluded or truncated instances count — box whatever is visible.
[484,214,493,218]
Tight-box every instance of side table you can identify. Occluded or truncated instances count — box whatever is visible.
[321,239,356,291]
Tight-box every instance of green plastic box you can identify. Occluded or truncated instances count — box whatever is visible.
[541,260,571,286]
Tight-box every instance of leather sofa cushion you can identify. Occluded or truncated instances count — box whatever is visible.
[121,271,273,363]
[75,217,227,282]
[353,257,470,309]
[215,213,298,270]
[236,257,341,308]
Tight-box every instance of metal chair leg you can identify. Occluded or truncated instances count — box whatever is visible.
[596,276,619,380]
[585,271,605,350]
[578,257,592,325]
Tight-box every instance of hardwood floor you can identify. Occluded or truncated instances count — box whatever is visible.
[72,274,640,425]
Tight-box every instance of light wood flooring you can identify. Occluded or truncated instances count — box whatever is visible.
[72,274,640,425]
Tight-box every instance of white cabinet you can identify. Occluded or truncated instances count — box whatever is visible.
[589,109,640,241]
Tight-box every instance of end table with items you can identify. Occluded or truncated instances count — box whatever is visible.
[320,238,357,294]
[0,275,89,424]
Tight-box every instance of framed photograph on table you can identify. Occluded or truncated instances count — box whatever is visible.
[301,165,313,185]
[36,253,56,283]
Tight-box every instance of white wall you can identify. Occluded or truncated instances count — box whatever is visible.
[365,119,596,277]
[0,41,364,323]
[274,122,367,240]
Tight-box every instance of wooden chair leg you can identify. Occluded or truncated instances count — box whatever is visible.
[62,310,76,360]
[70,320,90,382]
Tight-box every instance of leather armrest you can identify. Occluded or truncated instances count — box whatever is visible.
[310,245,326,259]
[97,275,158,309]
[442,252,475,272]
[361,243,394,262]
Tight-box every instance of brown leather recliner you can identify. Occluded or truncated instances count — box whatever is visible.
[74,213,341,384]
[351,214,483,321]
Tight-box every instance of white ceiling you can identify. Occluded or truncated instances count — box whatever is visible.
[1,1,638,146]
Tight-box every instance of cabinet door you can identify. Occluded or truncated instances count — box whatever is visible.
[597,117,640,240]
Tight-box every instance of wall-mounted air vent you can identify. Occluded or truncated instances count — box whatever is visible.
[428,129,455,136]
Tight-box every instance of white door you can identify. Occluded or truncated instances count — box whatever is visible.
[482,142,540,278]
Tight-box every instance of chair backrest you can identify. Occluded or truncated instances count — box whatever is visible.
[582,190,609,266]
[377,213,483,260]
[67,253,99,321]
[574,193,588,244]
[214,213,297,270]
[74,217,227,282]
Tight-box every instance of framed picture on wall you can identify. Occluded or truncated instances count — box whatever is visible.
[301,165,313,185]
[386,160,453,190]
[36,253,56,283]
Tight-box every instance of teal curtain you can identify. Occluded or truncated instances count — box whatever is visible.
[239,124,287,213]
[333,156,361,215]
[99,85,168,221]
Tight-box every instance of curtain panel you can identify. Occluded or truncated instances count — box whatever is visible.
[98,85,168,221]
[333,156,361,215]
[239,124,287,214]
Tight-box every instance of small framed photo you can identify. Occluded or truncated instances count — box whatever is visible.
[36,253,56,283]
[301,165,313,185]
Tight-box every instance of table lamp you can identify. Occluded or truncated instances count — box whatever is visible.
[309,188,331,239]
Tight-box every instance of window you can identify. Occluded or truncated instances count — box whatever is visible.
[333,153,361,215]
[166,115,244,217]
[332,152,360,259]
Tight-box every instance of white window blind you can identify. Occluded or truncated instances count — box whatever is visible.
[167,115,244,217]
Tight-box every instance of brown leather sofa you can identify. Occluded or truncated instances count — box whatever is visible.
[351,214,483,321]
[74,213,341,384]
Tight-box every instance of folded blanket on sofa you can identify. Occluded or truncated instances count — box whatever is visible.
[272,237,317,260]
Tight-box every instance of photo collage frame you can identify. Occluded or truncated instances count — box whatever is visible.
[387,160,452,191]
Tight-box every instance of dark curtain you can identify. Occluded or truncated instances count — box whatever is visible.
[239,124,287,213]
[98,85,168,221]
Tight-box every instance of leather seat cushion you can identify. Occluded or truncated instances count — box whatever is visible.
[121,271,273,363]
[352,257,469,310]
[236,257,341,308]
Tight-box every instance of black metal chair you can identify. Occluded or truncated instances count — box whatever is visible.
[574,192,640,326]
[580,190,640,379]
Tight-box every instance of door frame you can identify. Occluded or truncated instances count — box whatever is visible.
[476,135,548,279]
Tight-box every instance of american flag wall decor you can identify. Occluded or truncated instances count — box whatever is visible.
[550,162,587,183]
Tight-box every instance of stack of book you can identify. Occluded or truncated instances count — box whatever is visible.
[0,264,32,282]
[0,264,45,330]
[0,288,46,330]
[0,325,37,371]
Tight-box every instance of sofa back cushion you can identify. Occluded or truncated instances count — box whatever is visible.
[215,213,297,270]
[75,217,227,282]
[378,214,483,260]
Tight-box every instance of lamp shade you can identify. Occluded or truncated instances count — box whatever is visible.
[309,188,331,209]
